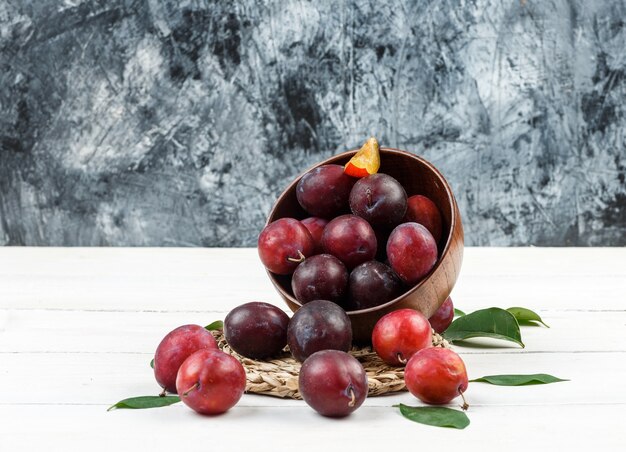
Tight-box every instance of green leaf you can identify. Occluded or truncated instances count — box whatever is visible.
[108,395,180,411]
[150,358,154,369]
[470,373,568,386]
[454,308,466,317]
[205,320,224,331]
[443,307,524,348]
[395,404,470,429]
[506,307,549,327]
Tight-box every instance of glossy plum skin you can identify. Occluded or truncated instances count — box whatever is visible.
[428,297,454,334]
[349,173,407,228]
[321,214,377,269]
[291,254,348,305]
[386,222,438,285]
[347,261,404,311]
[301,217,328,254]
[258,218,315,275]
[405,347,468,405]
[224,302,290,359]
[403,195,443,244]
[176,349,246,415]
[371,309,432,366]
[299,350,368,417]
[296,164,356,218]
[153,324,218,394]
[287,300,352,362]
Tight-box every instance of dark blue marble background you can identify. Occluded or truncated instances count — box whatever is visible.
[1,0,625,246]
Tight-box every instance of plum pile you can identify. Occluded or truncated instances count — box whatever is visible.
[148,140,468,418]
[258,141,444,310]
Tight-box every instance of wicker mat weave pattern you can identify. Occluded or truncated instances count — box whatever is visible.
[213,330,449,399]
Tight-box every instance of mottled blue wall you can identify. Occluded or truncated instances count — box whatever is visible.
[1,0,625,246]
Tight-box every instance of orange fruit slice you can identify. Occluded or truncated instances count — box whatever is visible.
[344,137,380,178]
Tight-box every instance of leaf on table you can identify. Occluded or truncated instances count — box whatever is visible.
[454,308,466,317]
[470,374,568,386]
[150,358,154,369]
[506,307,549,327]
[395,404,470,429]
[443,307,524,348]
[205,320,224,331]
[108,395,180,411]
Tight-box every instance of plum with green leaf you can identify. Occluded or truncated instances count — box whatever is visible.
[405,347,469,409]
[153,324,218,394]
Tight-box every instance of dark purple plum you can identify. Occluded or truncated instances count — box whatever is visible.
[347,261,404,310]
[387,222,438,285]
[321,214,377,269]
[291,254,348,305]
[428,297,454,334]
[296,164,356,218]
[287,300,352,362]
[299,350,368,417]
[224,302,290,359]
[349,173,407,228]
[258,218,315,275]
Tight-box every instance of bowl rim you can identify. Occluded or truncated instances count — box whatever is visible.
[265,147,459,316]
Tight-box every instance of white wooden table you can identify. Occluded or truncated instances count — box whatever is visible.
[1,247,625,450]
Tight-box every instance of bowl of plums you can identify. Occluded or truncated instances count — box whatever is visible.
[258,138,464,343]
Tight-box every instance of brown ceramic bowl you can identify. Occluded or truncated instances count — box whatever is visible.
[265,147,464,343]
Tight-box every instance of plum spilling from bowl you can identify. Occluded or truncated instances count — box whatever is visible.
[224,302,290,359]
[291,254,348,305]
[299,350,368,417]
[287,300,352,362]
[258,143,446,314]
[371,308,432,366]
[428,296,455,334]
[257,218,315,275]
[347,261,403,311]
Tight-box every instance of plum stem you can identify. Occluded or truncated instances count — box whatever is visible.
[347,386,356,407]
[366,188,372,207]
[159,389,166,397]
[182,382,200,397]
[459,389,469,411]
[287,250,306,263]
[396,353,407,365]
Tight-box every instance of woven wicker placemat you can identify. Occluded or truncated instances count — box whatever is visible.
[213,330,449,399]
